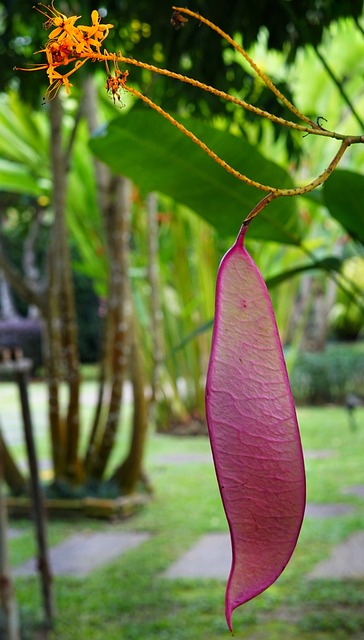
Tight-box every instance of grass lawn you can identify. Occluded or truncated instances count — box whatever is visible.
[2,381,364,639]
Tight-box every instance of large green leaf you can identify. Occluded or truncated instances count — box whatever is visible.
[90,108,303,245]
[323,169,364,244]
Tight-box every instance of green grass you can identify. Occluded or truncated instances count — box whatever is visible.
[2,385,364,639]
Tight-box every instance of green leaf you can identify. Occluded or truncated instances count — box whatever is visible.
[90,108,303,245]
[0,159,47,197]
[266,255,342,287]
[323,169,364,243]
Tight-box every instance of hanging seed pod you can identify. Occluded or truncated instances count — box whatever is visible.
[205,226,306,631]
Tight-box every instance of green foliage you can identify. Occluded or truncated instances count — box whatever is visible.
[289,342,364,405]
[0,91,50,197]
[90,108,302,244]
[330,256,364,339]
[323,169,364,244]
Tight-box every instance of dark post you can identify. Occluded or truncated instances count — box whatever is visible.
[0,439,20,640]
[15,357,55,628]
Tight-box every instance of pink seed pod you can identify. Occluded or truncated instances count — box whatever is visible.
[205,225,306,632]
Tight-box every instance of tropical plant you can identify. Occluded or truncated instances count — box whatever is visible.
[11,5,364,630]
[0,85,151,498]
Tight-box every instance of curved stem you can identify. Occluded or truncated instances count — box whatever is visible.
[114,54,314,136]
[172,6,317,128]
[126,86,277,192]
[127,86,354,200]
[109,52,349,141]
[274,138,351,197]
[242,139,351,222]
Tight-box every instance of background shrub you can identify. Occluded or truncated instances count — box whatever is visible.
[289,342,364,405]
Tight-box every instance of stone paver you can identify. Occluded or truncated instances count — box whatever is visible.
[308,531,364,579]
[13,531,150,577]
[304,450,334,460]
[163,533,231,580]
[154,450,334,467]
[342,485,364,499]
[305,503,355,518]
[152,452,212,465]
[163,502,359,581]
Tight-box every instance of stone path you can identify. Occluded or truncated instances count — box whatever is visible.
[9,449,364,583]
[13,531,150,577]
[152,452,212,465]
[308,531,364,579]
[305,503,355,518]
[342,485,364,499]
[163,476,364,581]
[304,450,334,460]
[164,533,231,580]
[162,500,364,581]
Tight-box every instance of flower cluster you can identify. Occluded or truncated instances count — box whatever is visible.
[16,2,117,101]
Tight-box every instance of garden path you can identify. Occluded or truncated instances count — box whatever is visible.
[12,531,150,577]
[11,493,364,580]
[163,499,364,581]
[11,447,364,582]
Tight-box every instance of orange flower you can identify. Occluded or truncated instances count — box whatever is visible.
[35,2,81,40]
[15,4,120,103]
[44,58,87,101]
[45,38,80,67]
[76,10,114,53]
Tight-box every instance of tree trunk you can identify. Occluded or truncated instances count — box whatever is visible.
[48,96,81,483]
[43,249,65,479]
[111,322,149,494]
[0,271,18,321]
[298,274,337,352]
[87,175,133,480]
[146,192,164,413]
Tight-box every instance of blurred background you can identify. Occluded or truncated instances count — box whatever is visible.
[0,1,363,638]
